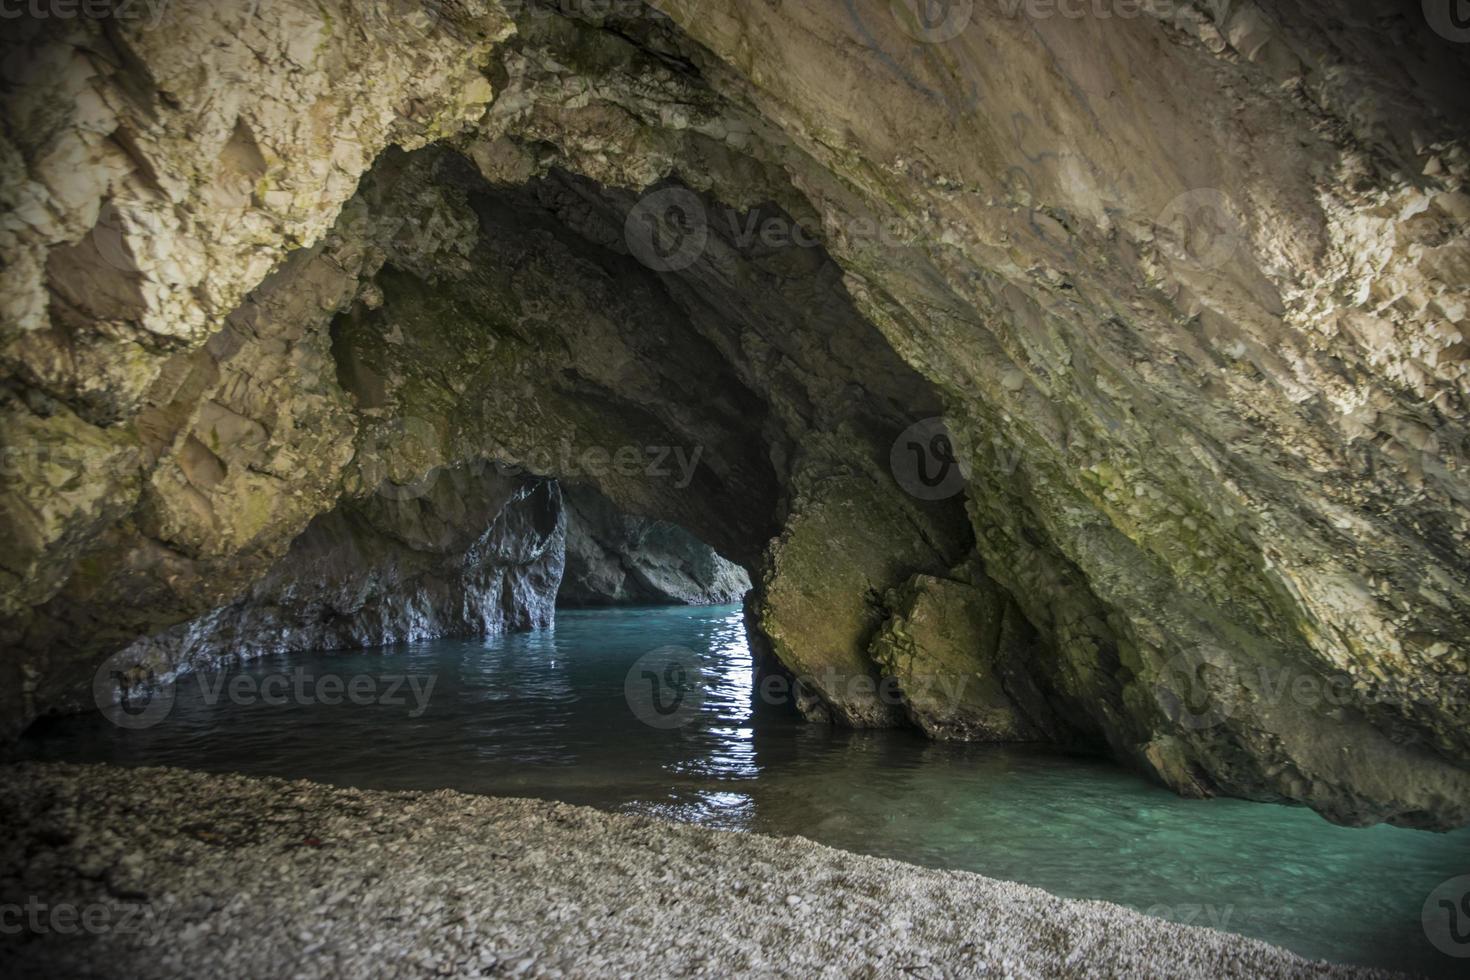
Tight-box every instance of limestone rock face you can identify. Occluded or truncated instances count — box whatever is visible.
[559,485,748,606]
[3,1,1470,827]
[1,0,510,628]
[97,470,565,708]
[870,573,1063,743]
[756,471,968,729]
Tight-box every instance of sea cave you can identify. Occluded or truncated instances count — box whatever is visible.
[2,1,1470,976]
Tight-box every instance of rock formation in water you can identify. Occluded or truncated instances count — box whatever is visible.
[870,569,1064,743]
[100,469,564,704]
[559,483,749,606]
[2,1,1469,828]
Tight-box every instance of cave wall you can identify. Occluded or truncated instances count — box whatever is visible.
[100,469,747,709]
[2,0,1469,827]
[96,469,564,708]
[558,483,749,607]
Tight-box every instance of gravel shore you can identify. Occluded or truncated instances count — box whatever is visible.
[1,763,1388,979]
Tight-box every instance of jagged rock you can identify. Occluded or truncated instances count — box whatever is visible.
[96,469,564,710]
[2,1,1469,828]
[559,484,748,606]
[757,471,968,729]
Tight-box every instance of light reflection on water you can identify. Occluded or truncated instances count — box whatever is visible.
[19,605,1470,976]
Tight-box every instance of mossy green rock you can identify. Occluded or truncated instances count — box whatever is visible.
[870,573,1060,743]
[4,0,1470,828]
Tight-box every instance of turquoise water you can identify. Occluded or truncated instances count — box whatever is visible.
[19,605,1470,976]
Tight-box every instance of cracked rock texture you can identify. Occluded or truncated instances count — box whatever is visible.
[870,570,1064,743]
[559,483,749,606]
[0,763,1385,980]
[98,471,565,709]
[2,1,1470,828]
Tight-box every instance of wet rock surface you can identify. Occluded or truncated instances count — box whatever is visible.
[0,763,1387,980]
[558,483,749,606]
[97,471,565,708]
[1,1,1469,827]
[870,571,1065,743]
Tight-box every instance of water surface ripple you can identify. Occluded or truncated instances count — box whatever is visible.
[21,606,1470,976]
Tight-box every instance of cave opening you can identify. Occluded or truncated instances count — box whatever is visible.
[6,1,1470,975]
[555,482,752,609]
[15,134,1468,975]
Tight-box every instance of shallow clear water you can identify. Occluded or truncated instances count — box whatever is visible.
[19,605,1470,976]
